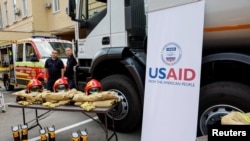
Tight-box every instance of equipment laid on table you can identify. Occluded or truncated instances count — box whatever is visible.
[0,86,6,112]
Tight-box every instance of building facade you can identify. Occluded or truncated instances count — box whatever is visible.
[0,0,75,41]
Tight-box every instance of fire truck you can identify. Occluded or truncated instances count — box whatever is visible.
[0,36,73,91]
[67,0,250,135]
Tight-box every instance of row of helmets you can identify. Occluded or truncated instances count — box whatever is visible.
[27,78,102,95]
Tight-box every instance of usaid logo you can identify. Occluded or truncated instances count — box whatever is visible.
[148,42,195,86]
[161,42,182,66]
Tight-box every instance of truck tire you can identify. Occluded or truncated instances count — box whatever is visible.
[198,81,250,136]
[98,74,142,133]
[4,78,14,91]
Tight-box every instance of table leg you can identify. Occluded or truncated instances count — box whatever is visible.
[81,112,118,141]
[28,109,51,130]
[107,111,118,141]
[35,109,42,129]
[22,108,26,125]
[20,108,50,130]
[105,114,108,140]
[81,112,106,130]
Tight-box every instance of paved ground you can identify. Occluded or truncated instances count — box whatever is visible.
[0,86,141,141]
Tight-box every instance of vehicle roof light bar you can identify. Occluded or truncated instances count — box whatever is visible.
[31,35,60,39]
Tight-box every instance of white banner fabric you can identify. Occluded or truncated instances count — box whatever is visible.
[141,1,205,141]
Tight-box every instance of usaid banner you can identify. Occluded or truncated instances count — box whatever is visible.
[141,1,205,141]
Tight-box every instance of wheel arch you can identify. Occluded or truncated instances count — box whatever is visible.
[3,73,14,91]
[201,52,250,87]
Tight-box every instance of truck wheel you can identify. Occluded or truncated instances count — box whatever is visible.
[198,81,250,136]
[98,74,142,133]
[4,78,14,91]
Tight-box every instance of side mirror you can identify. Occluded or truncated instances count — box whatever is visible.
[30,53,39,62]
[68,0,76,20]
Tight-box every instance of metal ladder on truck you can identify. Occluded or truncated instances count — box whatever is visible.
[0,86,6,113]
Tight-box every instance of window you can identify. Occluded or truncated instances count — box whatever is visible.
[22,0,27,17]
[53,0,60,12]
[0,48,9,67]
[35,41,71,58]
[4,2,9,26]
[79,0,106,20]
[16,44,24,62]
[12,0,17,21]
[0,6,3,28]
[25,43,35,61]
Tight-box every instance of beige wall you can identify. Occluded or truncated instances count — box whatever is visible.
[0,0,75,41]
[32,0,50,33]
[0,0,106,42]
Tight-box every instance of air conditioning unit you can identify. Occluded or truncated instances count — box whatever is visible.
[44,2,51,8]
[14,8,20,15]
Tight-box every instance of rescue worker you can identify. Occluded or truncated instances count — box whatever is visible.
[64,47,77,89]
[85,79,102,95]
[44,49,64,91]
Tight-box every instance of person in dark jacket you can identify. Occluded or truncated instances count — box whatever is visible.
[44,49,64,91]
[64,47,77,89]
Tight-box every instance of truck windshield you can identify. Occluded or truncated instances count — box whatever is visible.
[79,0,106,20]
[35,42,72,58]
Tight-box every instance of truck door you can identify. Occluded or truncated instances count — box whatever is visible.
[0,45,10,81]
[14,43,27,87]
[14,42,39,87]
[77,0,110,59]
[24,43,39,80]
[8,46,15,83]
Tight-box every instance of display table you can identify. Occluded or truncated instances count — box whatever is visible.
[8,102,118,141]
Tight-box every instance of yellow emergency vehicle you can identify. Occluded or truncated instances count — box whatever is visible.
[0,36,73,91]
